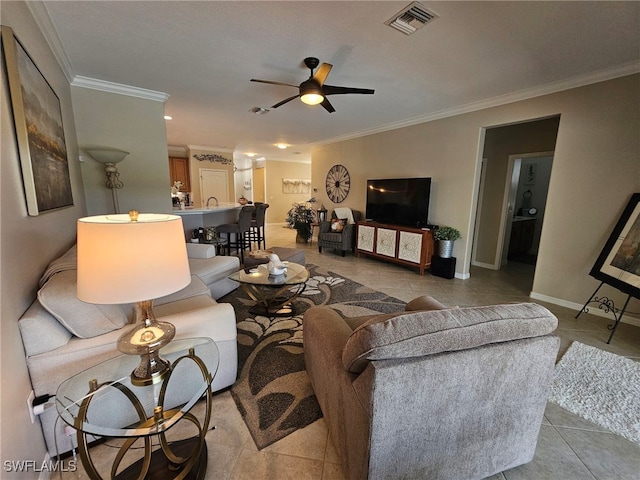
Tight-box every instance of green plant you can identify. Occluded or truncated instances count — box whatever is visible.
[434,226,461,241]
[286,203,315,238]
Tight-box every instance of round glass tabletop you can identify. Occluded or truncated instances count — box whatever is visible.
[56,337,219,438]
[228,262,309,286]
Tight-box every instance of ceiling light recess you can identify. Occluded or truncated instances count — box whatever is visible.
[385,2,439,36]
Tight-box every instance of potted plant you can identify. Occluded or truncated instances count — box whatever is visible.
[433,226,461,258]
[286,203,315,243]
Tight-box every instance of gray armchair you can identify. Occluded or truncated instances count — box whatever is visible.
[317,209,362,256]
[303,296,560,480]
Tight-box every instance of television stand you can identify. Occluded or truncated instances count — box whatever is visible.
[356,221,434,275]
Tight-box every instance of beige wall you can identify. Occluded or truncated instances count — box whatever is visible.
[312,74,640,318]
[72,87,171,215]
[1,2,87,473]
[265,160,312,225]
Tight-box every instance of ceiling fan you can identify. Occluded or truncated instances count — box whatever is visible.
[251,57,374,113]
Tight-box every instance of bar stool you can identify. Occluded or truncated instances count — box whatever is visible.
[249,203,269,249]
[217,205,255,263]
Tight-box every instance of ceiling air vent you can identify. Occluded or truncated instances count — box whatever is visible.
[249,106,270,115]
[385,2,439,35]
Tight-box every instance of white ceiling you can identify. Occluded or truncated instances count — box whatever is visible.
[33,1,640,162]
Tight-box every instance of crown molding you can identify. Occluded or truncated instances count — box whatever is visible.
[186,145,235,154]
[26,1,74,82]
[314,61,640,147]
[71,76,169,102]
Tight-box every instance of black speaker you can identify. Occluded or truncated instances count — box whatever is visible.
[431,255,456,279]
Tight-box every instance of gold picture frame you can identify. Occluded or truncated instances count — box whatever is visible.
[1,26,73,216]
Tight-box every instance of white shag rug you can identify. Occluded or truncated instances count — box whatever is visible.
[548,341,640,445]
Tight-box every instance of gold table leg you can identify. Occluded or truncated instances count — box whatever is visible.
[74,350,213,480]
[241,282,307,317]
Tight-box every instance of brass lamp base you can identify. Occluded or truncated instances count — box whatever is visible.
[117,300,176,386]
[129,350,172,387]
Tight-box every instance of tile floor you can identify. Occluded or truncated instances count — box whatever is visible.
[60,224,640,479]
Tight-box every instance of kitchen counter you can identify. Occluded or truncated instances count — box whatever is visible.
[173,204,245,240]
[173,204,243,214]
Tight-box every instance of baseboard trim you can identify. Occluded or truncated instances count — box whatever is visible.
[471,261,498,270]
[530,291,640,327]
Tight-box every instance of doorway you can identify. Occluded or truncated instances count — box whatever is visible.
[471,116,560,281]
[199,169,229,207]
[500,153,554,267]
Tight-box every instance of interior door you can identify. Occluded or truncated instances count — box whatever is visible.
[199,169,229,207]
[253,167,265,203]
[499,157,522,266]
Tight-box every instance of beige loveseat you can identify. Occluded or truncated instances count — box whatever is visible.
[19,244,240,457]
[304,296,560,480]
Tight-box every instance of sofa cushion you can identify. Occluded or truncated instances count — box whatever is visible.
[342,303,558,373]
[188,256,239,285]
[37,271,127,338]
[186,243,216,259]
[154,275,211,306]
[321,232,345,243]
[19,300,72,356]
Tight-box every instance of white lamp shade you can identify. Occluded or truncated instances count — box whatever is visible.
[77,213,190,304]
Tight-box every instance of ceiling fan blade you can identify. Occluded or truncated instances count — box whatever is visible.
[323,84,375,96]
[251,79,298,88]
[312,63,333,86]
[321,97,336,113]
[271,94,300,109]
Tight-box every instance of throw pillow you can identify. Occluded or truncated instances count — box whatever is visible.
[331,218,346,232]
[37,270,128,338]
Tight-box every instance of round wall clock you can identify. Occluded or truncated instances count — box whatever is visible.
[326,164,350,203]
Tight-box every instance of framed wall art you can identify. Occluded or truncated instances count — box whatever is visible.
[282,178,311,194]
[589,192,640,299]
[2,26,73,216]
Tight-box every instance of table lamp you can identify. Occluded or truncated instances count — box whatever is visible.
[77,210,191,386]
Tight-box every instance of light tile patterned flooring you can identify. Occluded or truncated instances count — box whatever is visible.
[60,224,640,479]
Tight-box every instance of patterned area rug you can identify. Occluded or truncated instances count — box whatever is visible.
[548,341,640,445]
[220,264,406,449]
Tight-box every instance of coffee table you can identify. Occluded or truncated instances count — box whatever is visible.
[228,262,309,317]
[56,338,217,480]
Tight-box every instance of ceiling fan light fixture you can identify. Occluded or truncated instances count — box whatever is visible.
[300,93,324,105]
[299,79,324,105]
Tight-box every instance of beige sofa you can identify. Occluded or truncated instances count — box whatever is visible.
[304,296,560,480]
[19,244,240,457]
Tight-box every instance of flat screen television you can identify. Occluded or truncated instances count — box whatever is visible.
[365,177,431,228]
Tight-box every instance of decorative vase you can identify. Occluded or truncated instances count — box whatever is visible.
[438,240,454,258]
[296,232,309,243]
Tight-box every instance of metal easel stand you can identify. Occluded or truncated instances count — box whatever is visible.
[575,281,632,344]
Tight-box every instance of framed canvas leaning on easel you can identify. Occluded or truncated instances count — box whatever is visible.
[577,193,640,343]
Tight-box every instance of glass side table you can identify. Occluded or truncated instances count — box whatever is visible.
[56,337,219,480]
